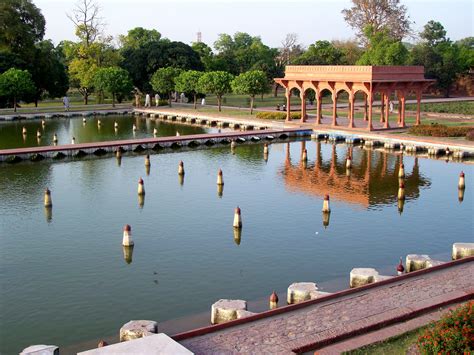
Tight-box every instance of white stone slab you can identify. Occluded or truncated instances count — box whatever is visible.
[78,333,193,355]
[20,345,59,355]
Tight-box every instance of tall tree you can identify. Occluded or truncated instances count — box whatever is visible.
[150,67,182,106]
[67,0,103,47]
[231,70,268,114]
[174,70,204,109]
[0,0,45,57]
[331,40,364,64]
[342,0,412,44]
[295,41,344,65]
[357,25,408,65]
[119,27,161,50]
[410,21,464,97]
[0,68,35,111]
[279,33,304,66]
[198,71,234,112]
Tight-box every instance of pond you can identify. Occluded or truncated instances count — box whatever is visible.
[0,115,226,150]
[0,139,472,354]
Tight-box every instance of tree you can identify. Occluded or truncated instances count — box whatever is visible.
[279,33,304,66]
[175,70,204,109]
[198,71,234,112]
[119,27,161,49]
[121,40,203,92]
[150,67,182,106]
[31,40,69,106]
[456,37,474,72]
[67,0,103,47]
[294,41,344,65]
[231,70,268,114]
[342,0,412,44]
[93,67,132,107]
[410,21,465,97]
[213,32,278,77]
[357,25,409,65]
[0,68,35,111]
[0,0,45,57]
[331,40,364,64]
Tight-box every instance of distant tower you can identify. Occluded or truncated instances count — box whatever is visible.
[197,31,202,43]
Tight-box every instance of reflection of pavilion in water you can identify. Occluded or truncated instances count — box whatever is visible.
[280,142,430,208]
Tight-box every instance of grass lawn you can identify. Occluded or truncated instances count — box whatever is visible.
[343,326,426,355]
[405,101,474,115]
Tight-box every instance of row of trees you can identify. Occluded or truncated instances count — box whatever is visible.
[0,0,473,110]
[151,68,267,114]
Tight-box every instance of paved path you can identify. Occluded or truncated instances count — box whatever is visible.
[177,260,473,354]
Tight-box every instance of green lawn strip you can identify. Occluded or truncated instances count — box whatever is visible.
[405,101,474,115]
[343,325,427,355]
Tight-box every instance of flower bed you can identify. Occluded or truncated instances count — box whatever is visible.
[417,301,473,354]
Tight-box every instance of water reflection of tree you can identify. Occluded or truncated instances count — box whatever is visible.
[280,141,430,208]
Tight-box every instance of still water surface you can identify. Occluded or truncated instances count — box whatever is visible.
[0,115,224,149]
[0,137,472,354]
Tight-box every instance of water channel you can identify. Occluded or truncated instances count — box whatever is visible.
[0,117,472,354]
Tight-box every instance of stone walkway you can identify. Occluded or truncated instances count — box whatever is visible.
[177,260,473,354]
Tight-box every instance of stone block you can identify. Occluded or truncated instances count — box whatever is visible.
[20,345,59,355]
[287,282,320,304]
[78,333,192,355]
[211,299,247,324]
[350,268,378,288]
[120,320,158,342]
[406,254,444,273]
[452,243,474,260]
[236,309,257,319]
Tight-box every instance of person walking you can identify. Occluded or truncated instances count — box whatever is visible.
[145,94,151,108]
[155,93,160,107]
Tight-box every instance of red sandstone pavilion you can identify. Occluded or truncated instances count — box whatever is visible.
[274,65,434,130]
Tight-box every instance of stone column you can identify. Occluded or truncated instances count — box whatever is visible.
[384,91,390,129]
[416,89,421,126]
[348,92,355,128]
[286,88,292,121]
[400,93,406,128]
[300,91,307,122]
[367,92,373,131]
[380,92,385,123]
[332,91,338,126]
[316,92,322,125]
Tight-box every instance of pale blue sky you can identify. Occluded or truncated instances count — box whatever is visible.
[36,0,473,48]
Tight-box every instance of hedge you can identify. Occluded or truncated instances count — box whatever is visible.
[256,111,301,120]
[408,123,474,138]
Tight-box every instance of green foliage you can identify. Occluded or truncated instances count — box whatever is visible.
[0,68,35,111]
[175,70,204,108]
[408,123,474,138]
[213,32,278,78]
[357,25,408,65]
[417,301,473,354]
[295,41,344,65]
[410,21,466,97]
[332,40,364,64]
[0,0,45,55]
[150,67,182,104]
[121,40,203,92]
[232,70,268,113]
[256,112,301,120]
[93,67,132,106]
[198,71,234,111]
[119,27,161,50]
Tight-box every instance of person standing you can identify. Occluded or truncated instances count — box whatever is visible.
[145,94,151,108]
[155,93,160,107]
[62,95,70,112]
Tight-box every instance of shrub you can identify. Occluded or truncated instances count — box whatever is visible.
[408,123,474,137]
[417,301,473,354]
[256,111,301,120]
[466,130,474,141]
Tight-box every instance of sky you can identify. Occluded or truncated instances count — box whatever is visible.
[36,0,474,48]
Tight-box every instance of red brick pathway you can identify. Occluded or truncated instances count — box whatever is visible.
[177,260,473,354]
